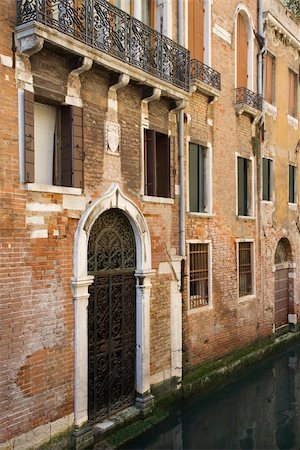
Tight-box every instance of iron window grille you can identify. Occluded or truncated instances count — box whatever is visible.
[16,0,190,91]
[189,243,209,309]
[238,242,253,297]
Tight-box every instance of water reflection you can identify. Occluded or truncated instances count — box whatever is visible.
[123,342,300,449]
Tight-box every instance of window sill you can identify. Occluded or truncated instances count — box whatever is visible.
[287,114,298,130]
[187,304,213,315]
[261,200,273,205]
[141,195,174,205]
[288,202,298,210]
[238,294,256,303]
[236,215,256,220]
[188,212,214,218]
[25,183,82,196]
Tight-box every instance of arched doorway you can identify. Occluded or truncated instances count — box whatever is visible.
[274,238,293,329]
[87,208,136,420]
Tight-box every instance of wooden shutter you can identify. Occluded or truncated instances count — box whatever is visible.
[237,13,248,88]
[24,90,35,183]
[156,132,170,198]
[265,53,273,104]
[72,106,84,188]
[198,146,205,212]
[189,143,199,212]
[144,129,156,196]
[189,0,204,61]
[60,106,72,187]
[262,158,270,201]
[238,157,248,216]
[288,70,296,117]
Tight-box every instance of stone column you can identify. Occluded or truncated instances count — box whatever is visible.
[71,276,94,427]
[135,270,155,411]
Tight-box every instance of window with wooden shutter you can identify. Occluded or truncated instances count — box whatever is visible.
[289,165,296,204]
[24,95,83,189]
[237,13,248,88]
[262,158,272,202]
[265,53,275,104]
[188,0,204,61]
[144,129,171,198]
[238,242,253,297]
[288,69,297,118]
[237,156,252,216]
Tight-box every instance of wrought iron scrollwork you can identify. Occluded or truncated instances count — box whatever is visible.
[87,209,136,421]
[190,59,221,91]
[16,0,190,91]
[235,87,263,112]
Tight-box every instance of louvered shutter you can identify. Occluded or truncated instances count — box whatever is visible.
[156,132,170,198]
[237,13,248,88]
[60,106,72,187]
[288,70,296,117]
[144,129,156,196]
[265,53,273,104]
[72,106,84,188]
[189,0,204,61]
[24,90,35,183]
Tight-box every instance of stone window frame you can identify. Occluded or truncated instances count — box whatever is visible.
[236,238,256,301]
[288,163,297,206]
[261,156,274,203]
[235,152,255,219]
[234,4,255,91]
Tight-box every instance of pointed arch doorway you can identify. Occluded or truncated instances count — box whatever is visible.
[274,238,294,329]
[87,209,136,420]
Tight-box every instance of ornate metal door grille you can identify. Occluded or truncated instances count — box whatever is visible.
[87,209,136,421]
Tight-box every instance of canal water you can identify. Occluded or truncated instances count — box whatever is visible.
[122,341,300,449]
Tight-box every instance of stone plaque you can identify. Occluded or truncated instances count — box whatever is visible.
[105,121,120,155]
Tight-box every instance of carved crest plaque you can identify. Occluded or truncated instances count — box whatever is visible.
[105,121,120,155]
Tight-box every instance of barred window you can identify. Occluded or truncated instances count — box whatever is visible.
[189,243,209,308]
[238,242,253,297]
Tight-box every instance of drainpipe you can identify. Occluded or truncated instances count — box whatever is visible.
[178,0,185,257]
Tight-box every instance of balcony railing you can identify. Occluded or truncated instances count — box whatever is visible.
[16,0,190,91]
[190,59,221,92]
[235,87,263,112]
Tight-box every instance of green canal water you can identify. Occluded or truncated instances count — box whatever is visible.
[122,341,300,449]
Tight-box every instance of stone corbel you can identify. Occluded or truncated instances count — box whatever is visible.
[107,73,130,122]
[66,57,93,107]
[170,98,188,113]
[15,32,44,58]
[141,88,161,123]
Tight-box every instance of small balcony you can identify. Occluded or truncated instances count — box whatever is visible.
[15,0,190,97]
[235,87,263,118]
[190,59,221,100]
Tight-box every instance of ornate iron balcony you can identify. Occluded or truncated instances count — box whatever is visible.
[16,0,190,91]
[235,87,263,112]
[190,59,221,92]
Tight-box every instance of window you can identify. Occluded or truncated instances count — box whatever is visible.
[288,69,298,118]
[144,129,171,198]
[188,0,204,61]
[289,165,297,204]
[238,242,253,297]
[236,13,248,88]
[265,53,275,105]
[24,91,83,188]
[189,243,210,309]
[189,143,211,213]
[237,156,253,216]
[262,158,273,201]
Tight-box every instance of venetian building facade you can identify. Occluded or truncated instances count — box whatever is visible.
[1,0,188,447]
[260,0,300,335]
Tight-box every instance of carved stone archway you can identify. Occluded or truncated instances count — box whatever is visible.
[71,184,154,427]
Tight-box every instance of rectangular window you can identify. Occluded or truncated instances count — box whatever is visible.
[144,129,171,198]
[265,53,275,104]
[288,69,298,118]
[237,156,252,216]
[24,91,83,188]
[188,0,204,61]
[189,143,210,213]
[289,165,297,204]
[262,158,273,201]
[238,242,253,297]
[189,243,209,309]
